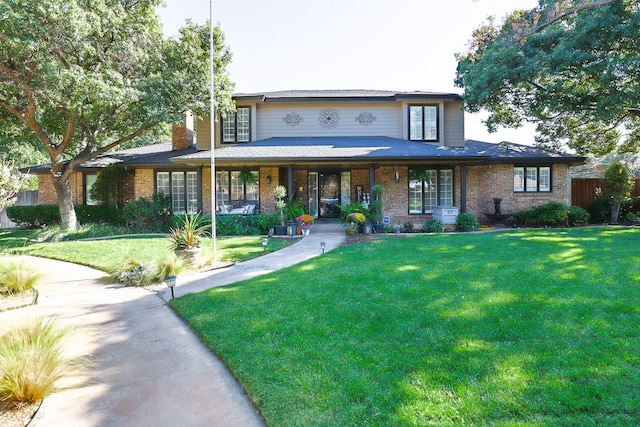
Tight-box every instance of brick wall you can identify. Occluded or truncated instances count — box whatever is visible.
[259,167,280,214]
[37,172,83,205]
[134,169,154,200]
[466,163,571,221]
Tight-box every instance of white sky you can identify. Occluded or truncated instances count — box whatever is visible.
[158,0,540,145]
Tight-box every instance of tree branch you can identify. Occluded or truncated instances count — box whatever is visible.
[516,0,619,42]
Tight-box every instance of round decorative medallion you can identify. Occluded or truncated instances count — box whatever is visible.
[318,108,340,129]
[282,112,304,127]
[355,112,377,126]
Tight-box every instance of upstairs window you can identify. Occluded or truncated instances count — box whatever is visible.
[222,107,251,143]
[409,105,438,142]
[514,166,551,192]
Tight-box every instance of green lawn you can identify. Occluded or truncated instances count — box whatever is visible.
[172,228,640,426]
[0,229,291,272]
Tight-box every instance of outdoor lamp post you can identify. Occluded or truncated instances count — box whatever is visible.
[164,275,177,299]
[261,237,268,252]
[321,241,326,254]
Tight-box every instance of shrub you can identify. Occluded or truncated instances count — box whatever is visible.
[157,254,187,279]
[75,205,125,226]
[568,206,590,226]
[401,221,414,233]
[516,202,569,226]
[456,213,480,232]
[215,214,279,236]
[122,194,172,232]
[383,224,395,233]
[337,203,370,223]
[6,205,60,227]
[0,261,41,295]
[422,219,444,233]
[589,195,610,224]
[0,317,84,403]
[625,212,640,225]
[110,260,155,287]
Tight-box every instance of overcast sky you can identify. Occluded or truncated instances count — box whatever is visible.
[158,0,540,145]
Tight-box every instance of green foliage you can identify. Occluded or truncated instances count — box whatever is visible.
[589,194,611,224]
[337,203,370,223]
[422,219,444,233]
[455,212,480,232]
[604,161,634,223]
[0,0,234,229]
[401,221,414,233]
[283,195,305,222]
[88,165,130,208]
[0,160,33,209]
[624,212,640,225]
[0,261,41,295]
[74,205,126,226]
[215,214,278,236]
[455,0,640,154]
[110,260,155,287]
[515,202,570,226]
[122,194,172,231]
[567,206,590,226]
[168,213,210,250]
[0,317,84,403]
[6,205,61,227]
[370,184,384,224]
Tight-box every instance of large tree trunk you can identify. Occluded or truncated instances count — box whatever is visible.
[52,174,77,230]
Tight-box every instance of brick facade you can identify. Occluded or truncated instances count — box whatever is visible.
[134,169,154,200]
[37,172,83,205]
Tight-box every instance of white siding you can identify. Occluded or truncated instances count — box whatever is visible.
[255,103,403,139]
[443,101,465,147]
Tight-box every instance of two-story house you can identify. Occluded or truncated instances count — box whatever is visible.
[31,90,585,225]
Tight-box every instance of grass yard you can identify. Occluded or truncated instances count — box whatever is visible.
[172,227,640,426]
[0,229,291,272]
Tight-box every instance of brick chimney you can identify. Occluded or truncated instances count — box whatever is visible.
[172,111,195,151]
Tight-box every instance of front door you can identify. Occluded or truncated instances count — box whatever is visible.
[319,172,340,218]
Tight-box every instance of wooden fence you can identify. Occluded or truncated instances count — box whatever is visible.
[0,190,38,228]
[572,178,640,210]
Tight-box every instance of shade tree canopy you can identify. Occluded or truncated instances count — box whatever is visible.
[455,0,640,155]
[0,0,234,229]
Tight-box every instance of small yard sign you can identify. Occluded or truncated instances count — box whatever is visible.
[383,216,390,224]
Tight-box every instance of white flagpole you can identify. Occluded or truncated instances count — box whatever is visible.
[209,0,217,266]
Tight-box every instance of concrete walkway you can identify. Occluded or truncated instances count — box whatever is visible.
[0,222,345,427]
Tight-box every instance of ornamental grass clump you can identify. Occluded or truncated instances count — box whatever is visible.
[0,317,85,403]
[0,261,41,295]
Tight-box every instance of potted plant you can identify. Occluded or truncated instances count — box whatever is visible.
[370,184,385,233]
[346,212,366,233]
[238,169,257,185]
[273,185,287,235]
[296,214,314,236]
[169,212,210,264]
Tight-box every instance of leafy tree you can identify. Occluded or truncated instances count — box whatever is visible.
[0,160,32,209]
[455,0,640,155]
[0,0,234,229]
[603,161,634,223]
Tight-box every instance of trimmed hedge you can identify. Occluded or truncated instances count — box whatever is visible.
[514,201,570,227]
[6,204,127,228]
[456,213,480,232]
[215,214,279,236]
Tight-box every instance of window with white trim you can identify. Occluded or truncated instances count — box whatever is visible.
[409,168,453,214]
[514,166,551,192]
[222,107,250,143]
[215,170,259,211]
[156,171,199,214]
[409,105,438,141]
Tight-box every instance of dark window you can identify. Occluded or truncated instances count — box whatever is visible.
[409,105,438,141]
[514,166,551,192]
[215,170,259,211]
[409,168,453,214]
[156,171,199,214]
[222,107,250,143]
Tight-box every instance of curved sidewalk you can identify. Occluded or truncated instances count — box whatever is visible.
[0,223,345,427]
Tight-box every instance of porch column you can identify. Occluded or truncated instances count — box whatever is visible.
[287,165,294,198]
[460,165,467,213]
[369,164,375,187]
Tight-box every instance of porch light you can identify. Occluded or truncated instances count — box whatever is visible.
[394,166,400,182]
[320,241,326,254]
[164,275,177,299]
[266,175,272,184]
[261,237,268,252]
